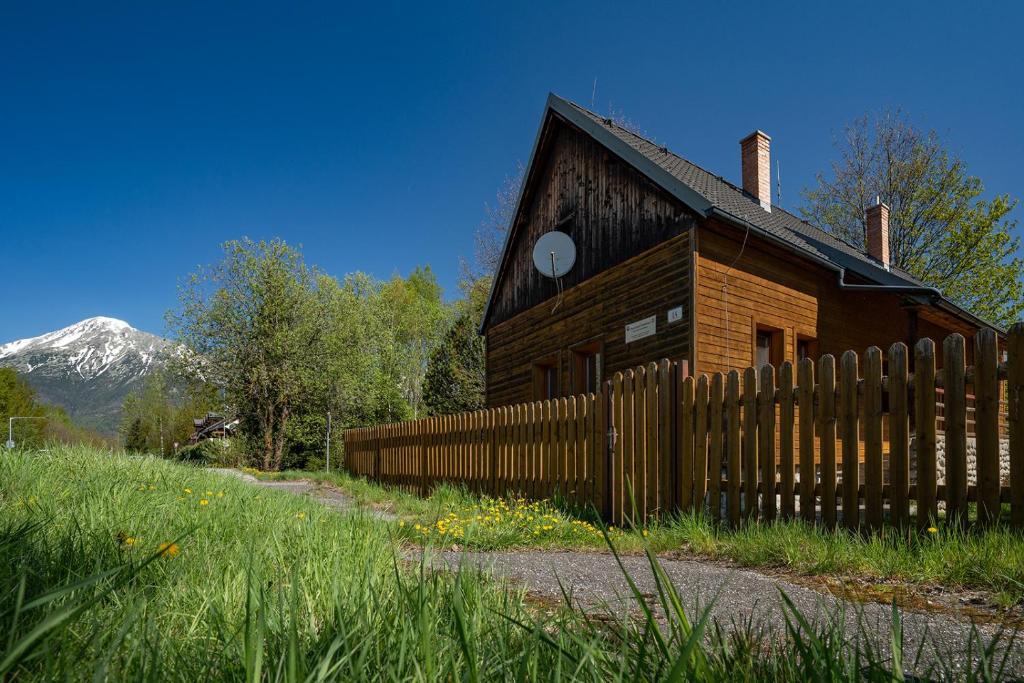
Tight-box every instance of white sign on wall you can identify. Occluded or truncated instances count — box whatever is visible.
[625,315,657,344]
[667,306,683,324]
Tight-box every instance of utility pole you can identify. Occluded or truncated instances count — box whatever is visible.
[7,416,45,450]
[325,411,332,472]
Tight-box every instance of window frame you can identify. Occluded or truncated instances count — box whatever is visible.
[570,339,604,396]
[532,353,561,401]
[752,322,785,370]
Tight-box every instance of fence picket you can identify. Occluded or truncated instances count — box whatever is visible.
[726,371,741,526]
[819,355,837,527]
[944,335,968,524]
[915,339,937,530]
[596,386,609,518]
[679,375,695,513]
[589,393,598,509]
[622,370,636,524]
[797,359,815,522]
[694,375,710,513]
[864,347,883,530]
[646,362,659,518]
[542,400,552,497]
[889,343,910,527]
[779,362,795,520]
[658,359,673,513]
[612,372,625,525]
[708,373,724,522]
[975,329,1001,525]
[743,367,758,521]
[578,392,589,508]
[840,351,860,529]
[1011,324,1024,530]
[759,365,776,521]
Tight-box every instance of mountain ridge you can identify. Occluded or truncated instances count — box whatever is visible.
[0,317,172,435]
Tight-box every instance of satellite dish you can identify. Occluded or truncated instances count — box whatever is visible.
[532,231,576,278]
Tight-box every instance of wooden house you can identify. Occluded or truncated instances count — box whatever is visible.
[480,94,1000,407]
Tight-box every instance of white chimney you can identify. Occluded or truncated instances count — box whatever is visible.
[866,199,890,270]
[740,130,771,211]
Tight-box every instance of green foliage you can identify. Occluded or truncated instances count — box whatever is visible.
[423,277,488,415]
[377,266,451,418]
[0,368,107,448]
[173,439,231,465]
[168,239,450,470]
[118,369,220,456]
[168,239,331,470]
[801,110,1023,327]
[0,368,46,446]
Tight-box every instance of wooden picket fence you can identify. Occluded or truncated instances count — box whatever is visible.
[344,327,1024,532]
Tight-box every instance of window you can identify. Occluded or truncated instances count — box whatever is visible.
[796,336,819,363]
[572,342,602,395]
[533,356,560,400]
[754,325,783,369]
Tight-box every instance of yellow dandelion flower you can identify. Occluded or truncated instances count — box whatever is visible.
[399,520,405,528]
[138,485,146,491]
[216,491,224,497]
[295,512,306,520]
[199,499,209,506]
[927,526,938,534]
[184,488,192,494]
[205,490,213,496]
[157,542,180,558]
[148,485,156,491]
[642,529,649,537]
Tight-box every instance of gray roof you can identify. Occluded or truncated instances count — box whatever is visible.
[558,96,928,289]
[480,93,999,333]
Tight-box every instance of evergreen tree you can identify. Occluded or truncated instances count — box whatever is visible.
[423,278,488,416]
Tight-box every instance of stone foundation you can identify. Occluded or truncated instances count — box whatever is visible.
[908,434,1011,487]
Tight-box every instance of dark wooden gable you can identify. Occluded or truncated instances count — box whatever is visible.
[485,114,697,329]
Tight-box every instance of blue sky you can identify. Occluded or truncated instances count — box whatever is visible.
[1,1,1021,341]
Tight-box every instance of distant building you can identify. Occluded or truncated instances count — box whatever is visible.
[189,412,238,444]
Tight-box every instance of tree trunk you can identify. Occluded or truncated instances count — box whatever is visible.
[272,405,290,471]
[261,407,275,471]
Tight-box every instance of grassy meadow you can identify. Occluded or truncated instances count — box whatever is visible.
[0,446,1017,681]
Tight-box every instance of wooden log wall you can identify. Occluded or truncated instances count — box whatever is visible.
[345,327,1024,533]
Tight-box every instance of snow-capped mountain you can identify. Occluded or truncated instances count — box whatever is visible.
[0,317,172,435]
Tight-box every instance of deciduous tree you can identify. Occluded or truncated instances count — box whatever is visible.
[168,238,324,470]
[802,110,1022,326]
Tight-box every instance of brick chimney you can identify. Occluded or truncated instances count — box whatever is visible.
[865,199,890,269]
[740,130,771,211]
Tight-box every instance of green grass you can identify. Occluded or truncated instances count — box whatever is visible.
[1,446,1016,680]
[262,468,1024,605]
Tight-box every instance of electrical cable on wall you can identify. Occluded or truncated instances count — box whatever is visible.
[721,222,751,365]
[550,251,564,314]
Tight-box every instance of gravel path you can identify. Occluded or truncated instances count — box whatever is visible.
[414,548,1023,676]
[222,469,1023,676]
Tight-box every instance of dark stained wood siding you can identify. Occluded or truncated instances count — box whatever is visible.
[486,233,692,407]
[486,115,695,328]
